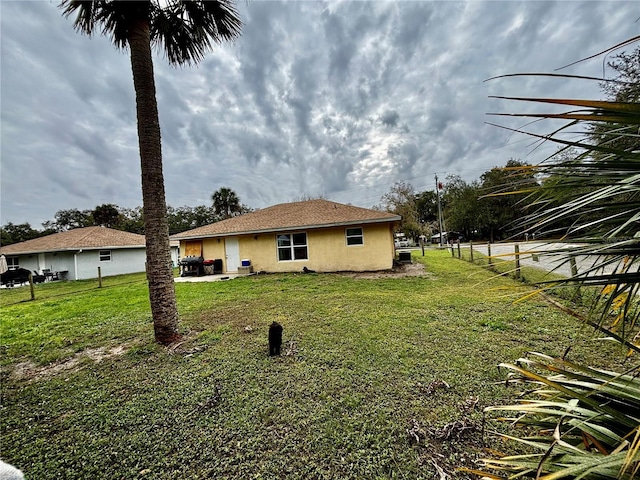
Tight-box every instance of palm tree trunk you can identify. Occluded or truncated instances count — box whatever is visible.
[128,19,180,345]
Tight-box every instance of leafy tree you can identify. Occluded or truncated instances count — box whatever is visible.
[601,46,639,103]
[118,206,145,234]
[590,46,640,159]
[54,208,94,231]
[167,205,216,235]
[61,0,242,345]
[0,222,42,246]
[380,182,423,240]
[441,175,483,241]
[40,221,60,236]
[414,190,438,226]
[478,159,538,241]
[211,187,243,220]
[92,203,121,228]
[191,204,219,227]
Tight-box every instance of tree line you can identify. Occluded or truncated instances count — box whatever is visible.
[378,158,542,243]
[1,187,251,246]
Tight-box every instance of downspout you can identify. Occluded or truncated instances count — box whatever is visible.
[74,250,82,280]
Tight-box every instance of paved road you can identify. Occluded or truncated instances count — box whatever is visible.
[461,242,606,278]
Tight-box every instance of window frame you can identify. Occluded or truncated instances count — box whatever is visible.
[99,250,112,262]
[276,232,308,262]
[345,227,364,246]
[6,257,19,270]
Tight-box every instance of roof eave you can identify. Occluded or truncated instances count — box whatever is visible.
[0,245,148,256]
[173,216,402,241]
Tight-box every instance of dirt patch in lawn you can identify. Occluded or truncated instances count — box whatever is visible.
[11,345,128,381]
[339,261,430,279]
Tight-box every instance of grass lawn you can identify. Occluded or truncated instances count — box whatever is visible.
[0,250,627,479]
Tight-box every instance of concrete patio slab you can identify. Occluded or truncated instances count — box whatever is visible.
[173,273,254,283]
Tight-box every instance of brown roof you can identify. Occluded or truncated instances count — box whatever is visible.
[0,226,147,255]
[172,199,401,240]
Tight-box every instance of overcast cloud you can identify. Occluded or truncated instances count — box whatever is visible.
[1,1,638,227]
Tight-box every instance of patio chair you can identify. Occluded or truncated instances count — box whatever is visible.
[43,269,58,281]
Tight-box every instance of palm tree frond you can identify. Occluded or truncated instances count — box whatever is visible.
[152,0,242,65]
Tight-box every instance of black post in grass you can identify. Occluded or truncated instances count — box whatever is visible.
[514,244,521,279]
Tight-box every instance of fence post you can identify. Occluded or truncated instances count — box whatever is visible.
[514,244,521,279]
[29,273,35,301]
[569,257,581,301]
[457,242,461,259]
[98,266,102,288]
[569,257,579,278]
[469,241,474,263]
[451,245,455,258]
[487,243,493,266]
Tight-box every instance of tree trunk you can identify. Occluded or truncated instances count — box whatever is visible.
[128,20,180,345]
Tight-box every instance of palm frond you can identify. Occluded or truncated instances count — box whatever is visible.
[479,353,640,479]
[60,0,242,64]
[152,0,242,65]
[479,39,640,479]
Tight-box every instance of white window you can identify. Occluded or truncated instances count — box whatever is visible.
[99,250,112,262]
[346,227,364,246]
[277,233,308,261]
[7,257,19,270]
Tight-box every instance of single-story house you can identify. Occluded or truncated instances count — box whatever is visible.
[0,226,180,281]
[171,199,402,274]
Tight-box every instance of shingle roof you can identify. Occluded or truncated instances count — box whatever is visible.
[172,199,401,240]
[0,226,147,255]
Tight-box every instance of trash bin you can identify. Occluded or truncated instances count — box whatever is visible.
[203,259,215,275]
[213,259,223,274]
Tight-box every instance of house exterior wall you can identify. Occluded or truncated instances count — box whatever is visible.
[170,246,180,267]
[75,248,147,280]
[180,223,395,273]
[7,252,76,280]
[7,248,148,281]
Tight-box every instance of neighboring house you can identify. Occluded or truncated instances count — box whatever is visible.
[171,199,402,273]
[0,226,180,281]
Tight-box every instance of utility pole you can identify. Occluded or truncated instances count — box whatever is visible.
[435,175,445,248]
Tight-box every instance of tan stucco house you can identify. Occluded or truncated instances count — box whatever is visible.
[0,226,180,281]
[171,199,402,273]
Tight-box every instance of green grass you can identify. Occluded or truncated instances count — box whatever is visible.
[0,250,627,479]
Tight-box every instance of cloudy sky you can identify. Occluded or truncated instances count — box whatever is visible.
[1,1,638,227]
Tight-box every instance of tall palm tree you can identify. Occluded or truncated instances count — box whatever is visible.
[60,1,242,345]
[211,186,241,220]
